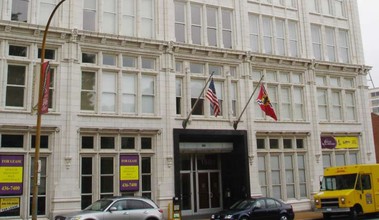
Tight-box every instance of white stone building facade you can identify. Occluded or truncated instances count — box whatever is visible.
[0,0,375,219]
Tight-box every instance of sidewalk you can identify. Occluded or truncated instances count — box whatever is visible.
[181,210,323,220]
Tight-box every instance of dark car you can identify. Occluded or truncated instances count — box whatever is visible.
[210,197,294,220]
[54,196,163,220]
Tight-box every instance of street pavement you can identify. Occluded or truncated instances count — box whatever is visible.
[181,211,323,220]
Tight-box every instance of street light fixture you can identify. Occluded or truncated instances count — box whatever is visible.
[32,1,67,219]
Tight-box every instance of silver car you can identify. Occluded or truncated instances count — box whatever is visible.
[54,196,163,220]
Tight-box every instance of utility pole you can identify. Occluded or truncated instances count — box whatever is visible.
[32,1,67,219]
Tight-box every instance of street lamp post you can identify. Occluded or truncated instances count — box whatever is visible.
[32,1,67,219]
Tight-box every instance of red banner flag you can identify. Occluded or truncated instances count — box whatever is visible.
[40,62,50,114]
[256,84,277,120]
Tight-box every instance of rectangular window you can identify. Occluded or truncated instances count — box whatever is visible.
[176,78,182,115]
[83,0,97,31]
[309,0,320,13]
[339,30,349,63]
[258,156,268,196]
[12,0,29,22]
[249,14,260,52]
[311,25,322,60]
[207,7,218,47]
[1,134,24,148]
[141,157,152,198]
[288,21,298,57]
[293,87,304,120]
[141,75,155,114]
[122,73,136,113]
[190,63,204,74]
[103,54,116,66]
[101,136,115,149]
[191,80,204,115]
[267,86,278,115]
[281,87,291,119]
[101,72,116,112]
[38,48,56,60]
[140,0,154,38]
[121,0,135,36]
[322,154,331,169]
[142,58,155,70]
[285,155,295,199]
[298,155,307,198]
[222,10,232,49]
[331,90,342,120]
[336,154,346,166]
[263,16,273,54]
[191,4,202,45]
[9,45,27,57]
[81,157,93,209]
[6,65,26,108]
[39,0,56,25]
[175,1,186,43]
[231,82,237,117]
[335,0,345,17]
[100,157,114,197]
[82,52,97,64]
[123,56,137,68]
[31,135,49,149]
[271,156,281,199]
[317,89,328,120]
[81,71,96,111]
[103,0,116,34]
[121,137,135,149]
[326,27,336,62]
[81,136,94,149]
[141,137,152,150]
[345,92,356,121]
[321,0,332,15]
[29,157,47,215]
[275,19,285,56]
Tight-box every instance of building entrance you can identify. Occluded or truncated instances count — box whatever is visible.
[180,154,222,215]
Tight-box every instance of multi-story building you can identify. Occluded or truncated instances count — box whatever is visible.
[369,87,379,114]
[0,0,375,219]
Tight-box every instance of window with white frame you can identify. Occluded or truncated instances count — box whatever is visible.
[322,150,359,169]
[80,133,156,207]
[311,25,322,60]
[81,53,157,115]
[325,27,336,62]
[321,0,332,15]
[230,82,237,117]
[176,2,233,49]
[288,21,299,57]
[275,19,285,56]
[6,65,27,108]
[39,0,57,25]
[191,4,202,45]
[263,16,273,54]
[257,136,308,201]
[82,0,154,38]
[249,14,260,52]
[11,0,29,22]
[254,70,305,121]
[335,0,345,17]
[316,75,357,122]
[338,29,349,63]
[309,0,320,13]
[207,7,218,47]
[175,1,186,43]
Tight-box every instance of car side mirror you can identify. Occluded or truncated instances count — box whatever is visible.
[109,207,118,212]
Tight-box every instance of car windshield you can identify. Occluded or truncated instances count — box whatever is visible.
[229,199,255,210]
[321,174,357,190]
[84,199,113,211]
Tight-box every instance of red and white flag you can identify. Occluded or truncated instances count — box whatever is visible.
[206,78,220,117]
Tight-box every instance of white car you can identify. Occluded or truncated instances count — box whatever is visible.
[54,196,163,220]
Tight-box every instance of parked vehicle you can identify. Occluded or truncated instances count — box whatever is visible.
[314,164,379,219]
[210,197,294,220]
[54,196,163,220]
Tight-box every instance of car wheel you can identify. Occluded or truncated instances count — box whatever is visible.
[323,213,331,220]
[349,207,359,220]
[279,214,289,220]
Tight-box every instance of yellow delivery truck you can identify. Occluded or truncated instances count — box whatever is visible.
[314,164,379,219]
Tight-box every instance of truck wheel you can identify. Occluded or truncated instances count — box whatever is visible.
[349,207,358,220]
[323,213,331,220]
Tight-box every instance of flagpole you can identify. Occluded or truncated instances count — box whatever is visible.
[233,75,264,130]
[32,1,66,219]
[182,72,214,129]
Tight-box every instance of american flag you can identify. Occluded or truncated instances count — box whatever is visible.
[206,78,220,117]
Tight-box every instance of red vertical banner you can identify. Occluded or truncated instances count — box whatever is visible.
[40,62,50,114]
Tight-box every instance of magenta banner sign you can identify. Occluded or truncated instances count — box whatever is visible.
[0,155,24,195]
[120,155,139,191]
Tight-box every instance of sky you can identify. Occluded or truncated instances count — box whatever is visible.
[357,0,379,88]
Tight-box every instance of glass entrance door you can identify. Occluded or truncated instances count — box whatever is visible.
[180,154,222,215]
